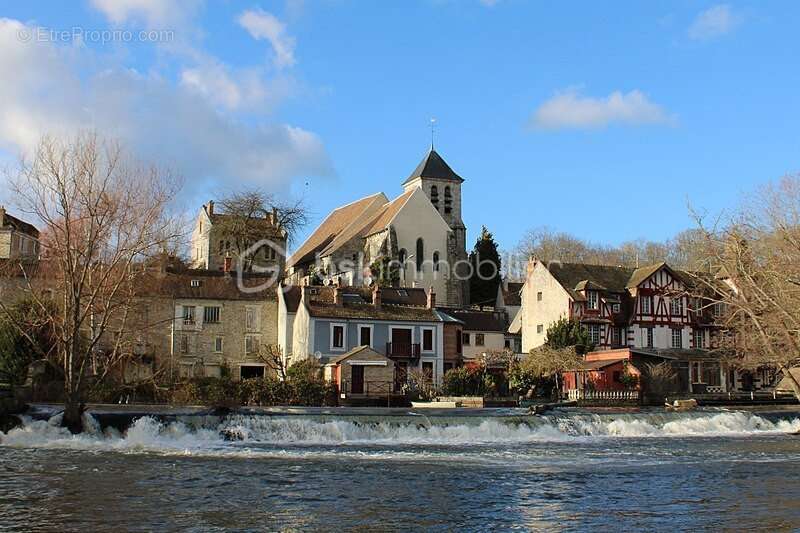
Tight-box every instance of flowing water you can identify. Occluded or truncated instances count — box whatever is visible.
[2,407,800,531]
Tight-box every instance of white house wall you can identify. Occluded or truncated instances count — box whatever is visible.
[520,261,572,352]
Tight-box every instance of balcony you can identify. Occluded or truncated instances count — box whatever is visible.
[386,342,421,360]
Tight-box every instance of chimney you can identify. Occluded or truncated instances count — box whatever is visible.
[427,286,436,309]
[373,285,382,309]
[207,200,214,215]
[334,287,344,306]
[271,206,279,225]
[0,206,5,227]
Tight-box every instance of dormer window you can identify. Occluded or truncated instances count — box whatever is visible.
[587,291,598,310]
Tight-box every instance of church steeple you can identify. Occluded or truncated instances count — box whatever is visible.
[403,148,464,186]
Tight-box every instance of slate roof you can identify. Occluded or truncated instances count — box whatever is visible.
[501,282,523,306]
[357,189,415,238]
[440,308,508,332]
[308,302,438,322]
[291,285,435,322]
[403,149,464,185]
[287,193,387,268]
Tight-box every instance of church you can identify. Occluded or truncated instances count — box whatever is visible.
[286,148,469,307]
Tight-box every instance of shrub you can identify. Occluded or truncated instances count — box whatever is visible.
[442,366,483,396]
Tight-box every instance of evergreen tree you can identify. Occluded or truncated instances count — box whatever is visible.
[544,318,592,353]
[469,226,502,306]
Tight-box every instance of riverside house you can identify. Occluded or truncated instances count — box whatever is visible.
[286,284,448,393]
[516,258,774,397]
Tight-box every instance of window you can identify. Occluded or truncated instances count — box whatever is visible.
[182,306,195,325]
[704,362,721,386]
[612,303,621,313]
[203,306,220,324]
[430,185,439,209]
[214,337,223,353]
[475,333,485,346]
[191,279,201,288]
[179,335,189,354]
[422,361,434,380]
[712,302,724,318]
[245,307,259,331]
[398,248,407,266]
[670,298,683,316]
[587,291,598,310]
[422,328,434,352]
[693,329,704,349]
[641,296,652,314]
[536,324,543,334]
[671,328,683,348]
[359,325,372,347]
[537,291,543,301]
[691,361,702,383]
[646,327,654,348]
[245,335,260,354]
[504,339,511,349]
[433,251,440,272]
[462,332,471,345]
[612,327,622,346]
[240,365,265,380]
[444,186,452,214]
[587,324,600,345]
[456,330,463,354]
[331,323,345,351]
[416,238,424,272]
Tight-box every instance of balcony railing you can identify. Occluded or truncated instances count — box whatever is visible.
[340,380,395,396]
[386,342,421,359]
[567,389,639,401]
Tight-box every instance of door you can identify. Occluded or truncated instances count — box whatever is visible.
[392,328,412,356]
[395,361,408,391]
[351,365,365,394]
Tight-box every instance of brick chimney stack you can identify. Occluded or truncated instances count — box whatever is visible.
[207,200,214,215]
[427,286,436,309]
[373,285,382,309]
[0,206,5,227]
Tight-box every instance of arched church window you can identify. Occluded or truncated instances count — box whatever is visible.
[416,238,424,272]
[444,186,453,214]
[433,251,440,272]
[398,248,407,264]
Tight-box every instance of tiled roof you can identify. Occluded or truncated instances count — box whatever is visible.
[357,188,415,238]
[328,345,392,365]
[303,285,435,321]
[439,308,507,332]
[308,302,438,322]
[546,262,634,300]
[626,262,668,289]
[287,193,387,268]
[403,149,464,185]
[139,268,277,301]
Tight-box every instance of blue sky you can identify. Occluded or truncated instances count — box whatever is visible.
[1,1,798,254]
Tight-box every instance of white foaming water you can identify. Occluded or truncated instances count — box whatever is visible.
[1,411,799,456]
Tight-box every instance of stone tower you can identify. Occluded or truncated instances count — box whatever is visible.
[402,148,469,307]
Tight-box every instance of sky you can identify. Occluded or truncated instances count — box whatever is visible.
[1,1,799,255]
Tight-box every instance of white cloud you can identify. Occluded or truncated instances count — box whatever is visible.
[688,4,741,41]
[89,0,201,27]
[238,9,296,69]
[531,88,674,130]
[0,18,331,195]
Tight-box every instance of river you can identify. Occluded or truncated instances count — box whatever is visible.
[2,407,800,531]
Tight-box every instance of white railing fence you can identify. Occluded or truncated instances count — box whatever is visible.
[567,389,639,401]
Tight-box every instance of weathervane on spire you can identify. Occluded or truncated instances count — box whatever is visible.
[430,117,436,150]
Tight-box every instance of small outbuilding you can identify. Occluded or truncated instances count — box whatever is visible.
[325,346,396,398]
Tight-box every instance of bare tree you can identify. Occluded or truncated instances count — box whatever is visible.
[687,175,800,400]
[1,133,181,432]
[255,343,288,380]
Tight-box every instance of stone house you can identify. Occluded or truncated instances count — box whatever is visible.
[135,268,279,381]
[285,149,469,307]
[440,308,511,361]
[0,206,39,260]
[190,200,287,275]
